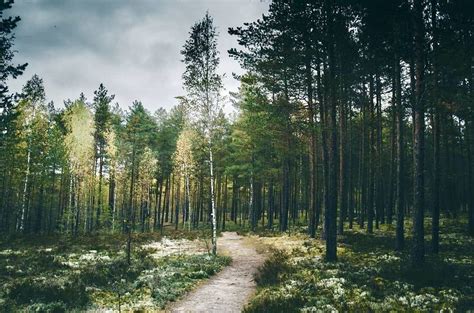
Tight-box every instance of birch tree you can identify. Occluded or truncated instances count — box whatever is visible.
[18,75,46,232]
[181,12,223,255]
[63,99,95,235]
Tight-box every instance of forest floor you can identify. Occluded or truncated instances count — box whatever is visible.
[0,229,231,312]
[243,217,474,312]
[1,218,472,312]
[169,231,266,313]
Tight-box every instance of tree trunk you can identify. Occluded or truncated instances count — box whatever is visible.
[109,165,116,230]
[395,45,405,251]
[388,81,396,225]
[375,74,384,225]
[209,143,217,255]
[338,84,346,235]
[175,175,180,230]
[96,154,104,231]
[126,147,136,265]
[411,0,426,266]
[431,0,441,253]
[318,62,330,238]
[368,77,375,234]
[222,175,227,230]
[348,101,354,229]
[325,0,338,262]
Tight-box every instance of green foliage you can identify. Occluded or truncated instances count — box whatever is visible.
[9,275,88,307]
[254,248,291,286]
[25,301,67,313]
[80,256,131,287]
[64,98,95,177]
[244,287,304,313]
[0,0,28,113]
[181,12,222,104]
[154,105,186,178]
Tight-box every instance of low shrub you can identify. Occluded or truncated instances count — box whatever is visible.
[247,218,473,312]
[244,287,304,313]
[149,254,231,308]
[9,275,88,307]
[25,301,67,313]
[80,257,129,287]
[254,249,291,286]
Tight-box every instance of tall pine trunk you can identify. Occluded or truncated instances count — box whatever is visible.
[338,84,346,235]
[431,0,441,253]
[393,18,405,251]
[325,0,338,262]
[411,0,426,266]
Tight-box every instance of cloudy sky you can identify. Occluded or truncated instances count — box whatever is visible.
[8,0,270,113]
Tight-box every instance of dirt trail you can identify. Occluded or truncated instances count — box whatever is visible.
[168,232,265,313]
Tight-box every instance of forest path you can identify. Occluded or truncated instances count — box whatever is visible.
[168,231,265,313]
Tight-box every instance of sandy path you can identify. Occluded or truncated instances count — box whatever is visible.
[168,232,265,313]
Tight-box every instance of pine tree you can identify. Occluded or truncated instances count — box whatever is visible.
[93,83,114,231]
[0,0,27,232]
[0,0,27,134]
[18,75,46,232]
[411,0,426,267]
[124,101,156,263]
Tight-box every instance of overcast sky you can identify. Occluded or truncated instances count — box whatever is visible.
[8,0,270,113]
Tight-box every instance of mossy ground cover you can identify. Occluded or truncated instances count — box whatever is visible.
[245,217,473,312]
[0,229,230,312]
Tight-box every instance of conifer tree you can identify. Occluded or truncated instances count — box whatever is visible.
[93,83,114,230]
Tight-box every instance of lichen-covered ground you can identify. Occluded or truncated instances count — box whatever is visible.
[245,218,474,312]
[1,218,472,312]
[0,231,230,312]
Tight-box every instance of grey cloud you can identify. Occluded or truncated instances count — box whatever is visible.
[8,0,269,113]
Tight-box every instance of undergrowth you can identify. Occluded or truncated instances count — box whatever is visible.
[0,231,230,312]
[245,217,474,312]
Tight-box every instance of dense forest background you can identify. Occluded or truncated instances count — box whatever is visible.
[1,0,473,270]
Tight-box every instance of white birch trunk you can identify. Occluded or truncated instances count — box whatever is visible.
[19,148,31,231]
[19,105,36,231]
[209,141,217,255]
[249,176,254,229]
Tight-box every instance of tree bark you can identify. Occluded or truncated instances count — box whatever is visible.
[325,0,338,262]
[209,143,217,255]
[395,43,405,251]
[431,0,441,253]
[411,0,426,266]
